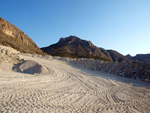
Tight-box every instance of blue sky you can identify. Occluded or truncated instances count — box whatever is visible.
[0,0,150,56]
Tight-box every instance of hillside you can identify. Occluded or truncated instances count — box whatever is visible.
[0,17,44,54]
[107,50,131,62]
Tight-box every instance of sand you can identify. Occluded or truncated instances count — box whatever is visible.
[0,47,150,112]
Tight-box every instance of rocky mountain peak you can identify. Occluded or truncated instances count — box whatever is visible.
[126,54,132,59]
[58,36,94,48]
[59,36,80,43]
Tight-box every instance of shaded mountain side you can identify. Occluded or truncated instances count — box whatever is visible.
[107,50,131,62]
[126,54,150,63]
[42,36,112,61]
[126,54,132,59]
[0,17,44,55]
[41,36,131,62]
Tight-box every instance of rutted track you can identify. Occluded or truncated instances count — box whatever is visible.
[0,54,150,113]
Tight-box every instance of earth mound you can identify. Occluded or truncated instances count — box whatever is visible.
[13,60,50,75]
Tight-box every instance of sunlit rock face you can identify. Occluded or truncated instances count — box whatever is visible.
[0,17,44,54]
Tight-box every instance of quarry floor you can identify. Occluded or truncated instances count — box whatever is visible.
[0,54,150,113]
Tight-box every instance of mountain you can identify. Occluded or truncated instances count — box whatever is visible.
[126,54,132,59]
[42,36,112,61]
[0,17,44,54]
[107,50,131,62]
[41,36,131,62]
[126,54,150,63]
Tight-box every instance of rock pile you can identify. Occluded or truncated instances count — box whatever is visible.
[0,45,50,75]
[0,45,22,72]
[73,58,150,82]
[0,45,20,63]
[13,60,50,75]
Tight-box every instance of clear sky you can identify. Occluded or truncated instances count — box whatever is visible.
[0,0,150,56]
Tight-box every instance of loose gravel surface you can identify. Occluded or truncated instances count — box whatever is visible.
[0,54,150,113]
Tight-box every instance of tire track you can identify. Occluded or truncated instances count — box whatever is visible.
[0,55,150,113]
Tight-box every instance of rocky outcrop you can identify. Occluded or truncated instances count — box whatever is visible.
[41,36,130,62]
[0,17,44,54]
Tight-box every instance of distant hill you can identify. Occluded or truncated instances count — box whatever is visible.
[0,17,44,54]
[41,36,131,62]
[126,54,132,59]
[107,50,131,62]
[126,54,150,63]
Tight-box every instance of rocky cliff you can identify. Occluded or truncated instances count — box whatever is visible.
[0,17,44,54]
